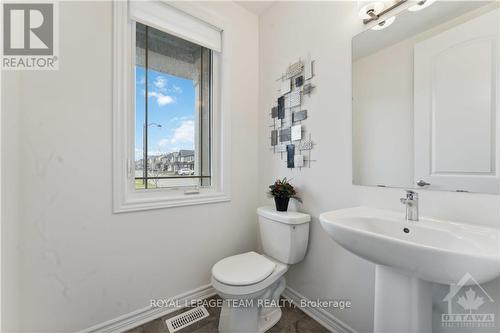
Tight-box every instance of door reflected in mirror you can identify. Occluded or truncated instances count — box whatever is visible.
[352,1,500,194]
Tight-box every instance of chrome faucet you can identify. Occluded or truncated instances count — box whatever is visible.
[400,190,419,221]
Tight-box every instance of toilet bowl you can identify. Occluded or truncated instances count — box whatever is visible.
[212,252,288,332]
[211,207,311,333]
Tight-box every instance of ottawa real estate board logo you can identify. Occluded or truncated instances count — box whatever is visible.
[442,273,495,329]
[2,1,58,70]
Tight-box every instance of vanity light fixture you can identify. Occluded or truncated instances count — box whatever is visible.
[371,16,396,30]
[357,0,385,20]
[408,0,436,12]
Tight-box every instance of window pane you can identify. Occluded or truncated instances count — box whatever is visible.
[135,22,211,190]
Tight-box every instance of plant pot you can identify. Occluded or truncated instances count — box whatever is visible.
[274,197,290,212]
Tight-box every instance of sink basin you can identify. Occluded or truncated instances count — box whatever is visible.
[319,206,500,285]
[320,206,500,333]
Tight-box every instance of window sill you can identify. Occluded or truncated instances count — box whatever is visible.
[113,190,230,213]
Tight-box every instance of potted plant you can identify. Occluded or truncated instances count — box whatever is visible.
[268,178,301,212]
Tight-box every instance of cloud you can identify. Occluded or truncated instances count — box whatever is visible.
[153,75,183,94]
[148,91,174,106]
[158,139,169,147]
[156,120,194,149]
[171,120,194,143]
[169,116,193,123]
[158,121,194,148]
[156,141,180,154]
[153,76,167,91]
[171,85,182,94]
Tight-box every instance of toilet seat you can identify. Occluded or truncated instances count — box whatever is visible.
[212,254,288,296]
[212,251,276,286]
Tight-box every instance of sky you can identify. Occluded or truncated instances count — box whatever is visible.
[135,66,196,160]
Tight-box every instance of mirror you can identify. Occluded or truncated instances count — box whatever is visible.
[352,1,500,194]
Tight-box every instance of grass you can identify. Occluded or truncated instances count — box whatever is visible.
[135,179,158,189]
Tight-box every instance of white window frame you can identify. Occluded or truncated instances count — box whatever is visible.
[113,1,231,213]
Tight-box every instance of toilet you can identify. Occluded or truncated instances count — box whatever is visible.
[211,206,311,333]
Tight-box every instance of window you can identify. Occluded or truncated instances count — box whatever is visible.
[135,23,212,189]
[112,1,230,212]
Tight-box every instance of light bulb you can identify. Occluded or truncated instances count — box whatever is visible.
[371,16,396,30]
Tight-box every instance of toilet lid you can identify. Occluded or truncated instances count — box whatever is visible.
[212,252,276,286]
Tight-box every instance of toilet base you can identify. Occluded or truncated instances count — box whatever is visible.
[258,306,282,333]
[218,304,282,333]
[218,277,286,333]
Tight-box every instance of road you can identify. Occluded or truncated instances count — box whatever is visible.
[135,170,199,188]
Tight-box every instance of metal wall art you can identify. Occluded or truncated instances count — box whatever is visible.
[270,56,315,169]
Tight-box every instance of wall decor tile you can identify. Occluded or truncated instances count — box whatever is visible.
[294,154,304,168]
[271,106,278,118]
[277,96,285,119]
[293,110,307,122]
[304,54,313,80]
[295,76,304,87]
[276,144,286,152]
[303,83,314,95]
[280,128,291,142]
[287,144,295,168]
[271,130,278,146]
[288,90,301,107]
[291,124,302,141]
[298,139,313,150]
[280,79,291,95]
[286,61,303,78]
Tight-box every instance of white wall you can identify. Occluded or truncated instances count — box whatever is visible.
[1,71,21,331]
[1,1,259,332]
[259,2,500,333]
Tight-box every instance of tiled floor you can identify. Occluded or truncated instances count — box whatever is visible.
[125,296,330,333]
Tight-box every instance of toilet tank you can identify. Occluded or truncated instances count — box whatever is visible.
[257,206,311,264]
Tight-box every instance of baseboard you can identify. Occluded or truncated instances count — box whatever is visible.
[79,284,216,333]
[282,286,358,333]
[80,284,357,333]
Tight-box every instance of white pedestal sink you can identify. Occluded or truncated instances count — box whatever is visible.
[319,207,500,333]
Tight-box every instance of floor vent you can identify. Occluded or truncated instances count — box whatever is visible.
[165,306,209,333]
